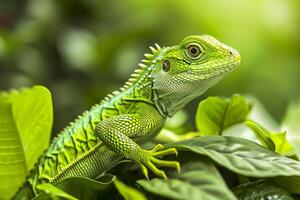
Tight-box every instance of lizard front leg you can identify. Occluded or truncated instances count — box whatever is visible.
[95,113,180,179]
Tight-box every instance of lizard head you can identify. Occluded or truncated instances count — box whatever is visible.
[151,35,241,117]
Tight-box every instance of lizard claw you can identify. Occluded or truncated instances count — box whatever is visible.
[137,144,181,179]
[150,144,164,153]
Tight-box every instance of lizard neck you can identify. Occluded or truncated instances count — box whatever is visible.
[121,44,170,118]
[132,72,170,119]
[132,69,155,103]
[102,44,170,118]
[132,71,171,119]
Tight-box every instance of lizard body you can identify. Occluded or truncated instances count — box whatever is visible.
[14,35,240,199]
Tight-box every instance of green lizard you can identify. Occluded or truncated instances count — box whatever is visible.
[14,35,240,199]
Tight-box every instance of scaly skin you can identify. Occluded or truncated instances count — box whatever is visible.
[14,35,240,199]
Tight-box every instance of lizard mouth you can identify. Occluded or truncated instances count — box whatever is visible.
[189,53,240,79]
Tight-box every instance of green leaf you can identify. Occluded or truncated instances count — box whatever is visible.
[165,136,300,193]
[114,179,147,200]
[282,101,300,159]
[34,175,116,200]
[138,158,236,200]
[222,96,279,143]
[34,183,78,200]
[196,94,250,135]
[245,120,293,155]
[245,120,276,151]
[0,86,53,199]
[155,110,191,143]
[155,129,200,143]
[154,128,182,143]
[270,132,293,156]
[233,180,293,200]
[164,110,188,130]
[274,176,300,194]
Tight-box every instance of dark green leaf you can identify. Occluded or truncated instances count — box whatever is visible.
[273,176,300,195]
[165,135,300,193]
[233,180,293,200]
[34,183,78,200]
[0,86,53,199]
[34,175,115,200]
[138,158,236,200]
[196,94,250,135]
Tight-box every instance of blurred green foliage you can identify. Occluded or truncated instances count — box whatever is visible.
[0,0,299,133]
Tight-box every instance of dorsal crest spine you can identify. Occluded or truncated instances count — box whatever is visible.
[99,43,163,104]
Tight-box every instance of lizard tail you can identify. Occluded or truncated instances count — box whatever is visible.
[12,182,35,200]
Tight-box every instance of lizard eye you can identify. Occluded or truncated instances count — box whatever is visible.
[162,60,170,72]
[187,44,202,59]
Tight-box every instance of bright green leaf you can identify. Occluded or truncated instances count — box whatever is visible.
[245,120,275,151]
[233,180,293,200]
[223,96,279,143]
[138,158,236,200]
[155,129,200,143]
[0,86,53,199]
[115,179,147,200]
[196,94,250,135]
[166,136,300,193]
[155,128,182,143]
[245,120,293,155]
[270,132,293,156]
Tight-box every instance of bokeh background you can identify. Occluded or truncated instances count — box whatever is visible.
[0,0,299,133]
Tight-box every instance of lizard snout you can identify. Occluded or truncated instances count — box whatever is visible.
[229,48,241,66]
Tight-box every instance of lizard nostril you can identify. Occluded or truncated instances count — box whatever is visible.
[229,50,234,56]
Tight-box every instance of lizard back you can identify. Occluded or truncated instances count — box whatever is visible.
[26,45,163,192]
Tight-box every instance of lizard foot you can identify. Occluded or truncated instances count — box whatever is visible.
[137,144,180,180]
